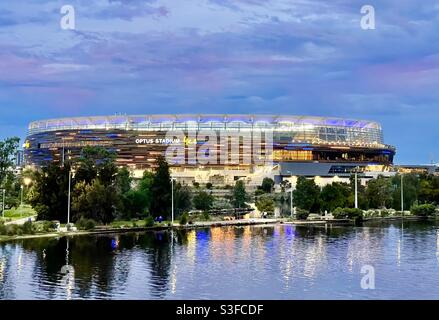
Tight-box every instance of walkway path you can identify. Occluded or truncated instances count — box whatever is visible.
[4,216,37,226]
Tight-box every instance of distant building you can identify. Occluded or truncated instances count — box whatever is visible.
[15,150,25,168]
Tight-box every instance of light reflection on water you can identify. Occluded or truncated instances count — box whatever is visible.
[1,221,439,300]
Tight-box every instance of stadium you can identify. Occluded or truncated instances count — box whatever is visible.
[24,114,396,186]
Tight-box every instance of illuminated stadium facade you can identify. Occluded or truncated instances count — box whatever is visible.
[25,114,396,186]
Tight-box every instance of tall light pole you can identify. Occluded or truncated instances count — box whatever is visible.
[401,174,404,216]
[67,170,73,225]
[171,177,175,226]
[287,171,294,218]
[354,167,359,209]
[2,189,5,218]
[20,185,24,207]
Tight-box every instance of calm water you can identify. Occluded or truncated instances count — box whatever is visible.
[1,221,439,300]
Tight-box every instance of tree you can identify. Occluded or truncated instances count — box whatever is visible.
[320,182,351,212]
[232,180,248,208]
[72,179,118,224]
[116,167,132,195]
[28,162,70,222]
[260,178,275,193]
[293,177,320,212]
[410,203,436,217]
[391,174,419,210]
[256,194,275,214]
[419,175,439,204]
[120,171,154,219]
[149,156,172,218]
[74,146,117,186]
[193,190,213,211]
[174,183,192,215]
[0,137,20,185]
[365,176,393,209]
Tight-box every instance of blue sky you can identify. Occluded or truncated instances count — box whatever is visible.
[0,0,438,164]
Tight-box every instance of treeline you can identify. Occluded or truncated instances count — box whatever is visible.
[291,174,439,213]
[26,146,250,224]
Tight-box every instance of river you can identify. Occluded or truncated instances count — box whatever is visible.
[1,220,439,299]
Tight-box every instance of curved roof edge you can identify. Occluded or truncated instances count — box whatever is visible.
[29,114,382,130]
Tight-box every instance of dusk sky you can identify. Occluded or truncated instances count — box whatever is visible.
[0,0,438,164]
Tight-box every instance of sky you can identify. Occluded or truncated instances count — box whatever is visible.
[0,0,438,164]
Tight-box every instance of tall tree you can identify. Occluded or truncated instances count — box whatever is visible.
[174,183,192,215]
[293,176,320,212]
[419,174,439,204]
[391,174,419,210]
[365,175,393,209]
[193,190,213,211]
[116,167,132,195]
[232,180,248,208]
[256,194,275,214]
[28,162,70,222]
[0,137,20,185]
[320,182,351,212]
[149,156,172,218]
[74,146,117,186]
[260,177,275,193]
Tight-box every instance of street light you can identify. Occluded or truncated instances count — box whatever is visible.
[401,174,404,216]
[21,177,32,207]
[286,170,294,218]
[67,169,75,226]
[171,177,176,226]
[352,166,360,209]
[1,189,5,218]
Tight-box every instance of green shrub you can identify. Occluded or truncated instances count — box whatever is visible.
[76,218,97,230]
[22,221,35,235]
[380,209,390,217]
[295,208,309,220]
[411,204,436,217]
[6,224,22,236]
[179,212,188,225]
[144,216,154,227]
[0,222,6,235]
[333,207,363,220]
[202,211,210,221]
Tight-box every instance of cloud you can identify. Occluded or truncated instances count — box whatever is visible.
[1,0,439,163]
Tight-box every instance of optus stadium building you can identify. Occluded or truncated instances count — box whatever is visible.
[25,114,396,186]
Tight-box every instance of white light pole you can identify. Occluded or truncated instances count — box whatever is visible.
[20,185,24,207]
[401,174,404,216]
[287,171,294,218]
[171,177,175,226]
[2,189,5,218]
[67,170,72,225]
[354,167,359,209]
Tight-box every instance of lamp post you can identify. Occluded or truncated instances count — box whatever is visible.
[1,189,5,218]
[401,174,404,216]
[286,171,294,218]
[171,177,175,226]
[67,169,75,226]
[21,178,32,208]
[353,166,360,209]
[20,185,24,207]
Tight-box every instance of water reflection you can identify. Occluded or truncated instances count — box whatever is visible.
[1,221,439,299]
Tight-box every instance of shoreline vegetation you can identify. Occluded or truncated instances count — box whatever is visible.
[1,143,439,244]
[0,214,433,243]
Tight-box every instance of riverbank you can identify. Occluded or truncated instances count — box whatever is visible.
[0,218,282,243]
[0,215,434,243]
